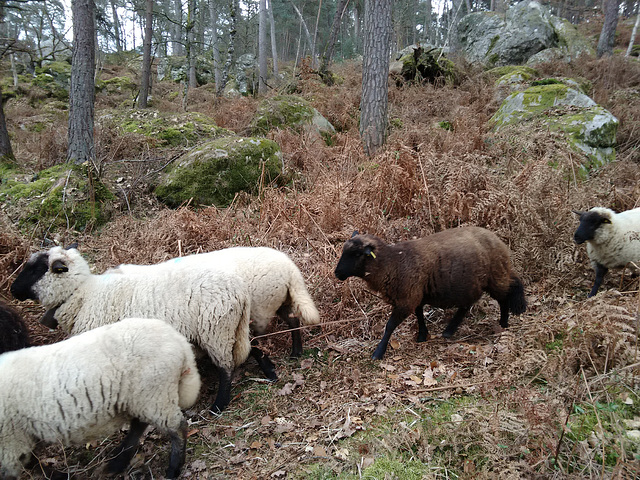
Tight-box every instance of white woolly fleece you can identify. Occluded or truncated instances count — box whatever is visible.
[0,318,201,479]
[585,207,640,270]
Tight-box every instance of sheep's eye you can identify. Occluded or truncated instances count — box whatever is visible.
[602,218,611,224]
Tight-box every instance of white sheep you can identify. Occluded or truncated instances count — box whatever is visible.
[573,207,640,297]
[109,246,321,369]
[0,317,201,480]
[10,245,250,412]
[0,301,30,354]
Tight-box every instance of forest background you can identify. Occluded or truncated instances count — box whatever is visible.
[0,0,640,479]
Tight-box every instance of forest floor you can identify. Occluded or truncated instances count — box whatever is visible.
[2,32,640,480]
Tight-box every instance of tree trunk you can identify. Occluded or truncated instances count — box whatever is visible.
[289,1,315,66]
[187,0,197,87]
[110,0,122,52]
[172,0,183,55]
[258,0,268,94]
[626,8,639,56]
[268,0,278,77]
[139,0,154,108]
[68,0,95,165]
[0,87,15,162]
[218,0,237,94]
[597,0,619,57]
[319,0,349,84]
[210,0,223,88]
[360,0,391,157]
[424,0,432,43]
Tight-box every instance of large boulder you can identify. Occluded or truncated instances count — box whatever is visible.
[0,163,114,236]
[154,136,284,208]
[250,95,335,142]
[389,45,459,85]
[452,1,593,67]
[491,83,618,174]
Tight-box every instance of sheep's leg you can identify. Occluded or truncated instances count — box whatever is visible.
[251,342,278,381]
[165,421,187,479]
[415,304,429,342]
[107,418,148,474]
[588,263,608,297]
[277,304,303,357]
[442,307,470,338]
[498,300,509,328]
[211,368,232,412]
[372,307,409,360]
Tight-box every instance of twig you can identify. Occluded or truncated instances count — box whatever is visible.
[400,380,490,395]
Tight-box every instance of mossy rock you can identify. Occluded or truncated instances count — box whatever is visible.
[101,109,233,147]
[488,66,539,83]
[155,136,284,208]
[0,163,115,235]
[250,95,334,136]
[391,46,459,85]
[96,76,138,96]
[491,84,619,175]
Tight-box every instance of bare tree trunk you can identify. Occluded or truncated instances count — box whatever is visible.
[597,0,619,57]
[360,0,392,157]
[187,0,197,87]
[424,0,432,43]
[110,0,122,52]
[218,0,237,94]
[258,0,268,94]
[68,0,95,165]
[626,7,639,56]
[173,0,183,55]
[139,0,154,108]
[210,0,223,88]
[289,1,315,66]
[319,0,349,84]
[0,87,15,161]
[268,0,278,77]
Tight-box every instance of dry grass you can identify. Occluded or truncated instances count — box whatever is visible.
[1,51,640,479]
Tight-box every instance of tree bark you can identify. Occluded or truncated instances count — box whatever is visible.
[360,0,391,157]
[258,0,268,94]
[187,0,197,87]
[626,7,639,56]
[597,0,619,57]
[319,0,349,84]
[209,0,223,88]
[68,0,95,165]
[268,0,278,77]
[289,1,315,66]
[110,0,122,52]
[0,87,15,162]
[139,0,154,108]
[218,0,237,94]
[172,0,183,55]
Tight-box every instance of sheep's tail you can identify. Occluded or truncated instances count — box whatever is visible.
[232,299,252,366]
[507,274,527,315]
[178,354,202,410]
[288,271,320,326]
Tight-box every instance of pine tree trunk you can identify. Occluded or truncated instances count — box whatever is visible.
[187,0,197,87]
[172,0,183,55]
[258,0,268,94]
[111,0,122,52]
[597,0,619,57]
[218,0,237,94]
[0,87,15,162]
[626,8,639,56]
[68,0,95,165]
[268,0,278,77]
[139,0,153,108]
[210,0,223,88]
[319,0,349,84]
[360,0,391,157]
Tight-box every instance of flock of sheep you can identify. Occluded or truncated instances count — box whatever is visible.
[0,205,638,479]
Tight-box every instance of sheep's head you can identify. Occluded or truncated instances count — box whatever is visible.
[335,233,383,281]
[573,208,614,245]
[10,245,90,313]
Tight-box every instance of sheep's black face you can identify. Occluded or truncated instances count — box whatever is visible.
[335,238,375,280]
[574,211,611,244]
[10,253,50,301]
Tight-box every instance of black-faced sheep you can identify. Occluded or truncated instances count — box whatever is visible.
[573,206,640,297]
[10,245,250,412]
[108,246,321,362]
[335,227,527,360]
[0,301,30,354]
[0,317,201,480]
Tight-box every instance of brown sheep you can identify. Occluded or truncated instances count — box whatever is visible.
[335,227,527,359]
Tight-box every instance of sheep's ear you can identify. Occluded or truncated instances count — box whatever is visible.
[51,260,68,274]
[65,242,79,250]
[572,210,585,218]
[351,230,359,238]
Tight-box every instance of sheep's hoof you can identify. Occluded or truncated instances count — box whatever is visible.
[416,334,428,343]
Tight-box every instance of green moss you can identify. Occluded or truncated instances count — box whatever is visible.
[0,163,114,235]
[251,95,316,135]
[488,34,500,53]
[438,120,453,131]
[0,160,19,181]
[155,136,284,208]
[114,110,233,147]
[531,78,563,86]
[96,76,138,95]
[362,458,429,479]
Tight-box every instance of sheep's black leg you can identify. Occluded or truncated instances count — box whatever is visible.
[498,300,510,328]
[211,368,232,412]
[442,307,470,338]
[251,343,278,381]
[415,304,429,342]
[107,418,148,474]
[165,421,187,479]
[372,307,409,360]
[277,304,303,357]
[588,263,608,297]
